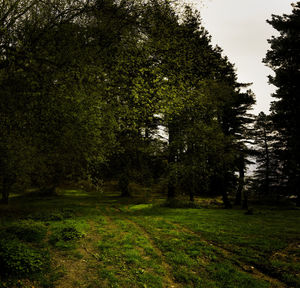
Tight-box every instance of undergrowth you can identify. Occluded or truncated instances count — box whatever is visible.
[0,238,50,279]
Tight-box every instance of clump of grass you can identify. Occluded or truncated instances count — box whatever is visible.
[5,220,47,243]
[0,238,50,278]
[49,223,84,249]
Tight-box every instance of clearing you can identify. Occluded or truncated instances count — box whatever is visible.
[0,184,299,288]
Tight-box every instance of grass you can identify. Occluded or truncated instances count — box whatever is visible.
[0,184,299,288]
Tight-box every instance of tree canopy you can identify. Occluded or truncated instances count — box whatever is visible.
[1,0,257,207]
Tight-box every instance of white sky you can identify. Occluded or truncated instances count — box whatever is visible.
[188,0,294,114]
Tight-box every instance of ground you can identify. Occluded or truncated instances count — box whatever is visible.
[0,183,299,288]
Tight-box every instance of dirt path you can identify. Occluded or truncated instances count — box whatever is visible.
[124,217,181,288]
[52,220,103,288]
[107,205,180,288]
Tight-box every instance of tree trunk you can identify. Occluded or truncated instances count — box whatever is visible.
[189,190,194,202]
[235,186,242,206]
[235,154,245,205]
[40,185,57,196]
[1,188,9,204]
[263,127,270,195]
[1,175,14,204]
[189,142,195,202]
[119,173,130,197]
[295,178,300,207]
[167,122,177,200]
[242,189,248,210]
[222,190,232,209]
[220,176,232,209]
[167,181,175,199]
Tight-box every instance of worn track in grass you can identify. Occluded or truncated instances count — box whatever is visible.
[167,221,287,288]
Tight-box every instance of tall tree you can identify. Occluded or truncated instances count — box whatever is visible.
[263,2,300,205]
[252,112,280,198]
[141,3,256,207]
[0,0,119,202]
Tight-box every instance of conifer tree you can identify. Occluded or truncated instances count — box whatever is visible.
[264,2,300,205]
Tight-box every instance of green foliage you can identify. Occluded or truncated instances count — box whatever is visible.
[49,223,84,249]
[0,0,256,207]
[0,238,49,278]
[5,220,47,243]
[27,208,75,221]
[161,198,201,209]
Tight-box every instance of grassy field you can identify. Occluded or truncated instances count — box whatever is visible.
[0,184,299,288]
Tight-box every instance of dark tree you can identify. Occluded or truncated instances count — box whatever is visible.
[252,112,280,198]
[263,2,300,205]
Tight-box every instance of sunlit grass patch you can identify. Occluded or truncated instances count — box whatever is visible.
[129,203,153,210]
[58,189,90,197]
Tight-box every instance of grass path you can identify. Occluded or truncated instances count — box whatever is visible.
[123,217,180,288]
[110,205,179,287]
[52,220,101,287]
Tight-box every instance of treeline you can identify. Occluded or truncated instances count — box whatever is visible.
[0,0,299,207]
[251,2,300,205]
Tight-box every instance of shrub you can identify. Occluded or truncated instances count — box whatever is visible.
[26,209,75,221]
[49,224,83,249]
[161,198,201,209]
[0,239,50,278]
[5,220,47,242]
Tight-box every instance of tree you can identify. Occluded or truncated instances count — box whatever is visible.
[263,2,300,205]
[140,3,256,207]
[0,0,119,202]
[251,113,275,197]
[0,0,256,207]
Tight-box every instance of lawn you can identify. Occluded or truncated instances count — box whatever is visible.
[0,185,299,288]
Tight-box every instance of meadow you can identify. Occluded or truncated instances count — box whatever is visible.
[0,184,299,288]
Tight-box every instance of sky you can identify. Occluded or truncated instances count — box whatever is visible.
[188,0,294,114]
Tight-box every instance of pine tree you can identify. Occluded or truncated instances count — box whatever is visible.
[263,2,300,205]
[252,112,284,199]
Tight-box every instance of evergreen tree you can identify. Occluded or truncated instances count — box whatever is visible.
[263,2,300,205]
[141,3,256,207]
[252,112,282,199]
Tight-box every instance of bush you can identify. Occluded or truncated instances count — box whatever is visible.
[161,198,201,209]
[77,176,103,193]
[0,239,50,278]
[26,208,75,221]
[5,220,47,242]
[49,224,83,249]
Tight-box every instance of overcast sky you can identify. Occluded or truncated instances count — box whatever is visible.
[188,0,294,114]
